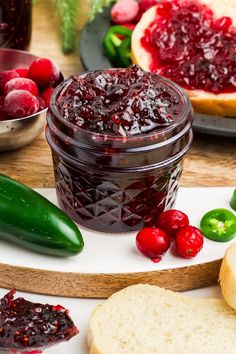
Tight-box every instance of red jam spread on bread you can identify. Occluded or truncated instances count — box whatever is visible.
[141,0,236,94]
[57,65,181,136]
[0,289,78,352]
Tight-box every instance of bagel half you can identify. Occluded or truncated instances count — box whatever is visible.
[88,284,236,354]
[219,243,236,311]
[132,0,236,117]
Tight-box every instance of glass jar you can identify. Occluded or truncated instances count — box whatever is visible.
[46,73,193,234]
[0,0,32,50]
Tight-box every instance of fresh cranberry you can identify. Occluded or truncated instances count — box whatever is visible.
[0,108,8,121]
[157,209,189,238]
[0,96,8,121]
[140,0,236,94]
[136,227,171,262]
[0,70,19,93]
[111,0,139,24]
[0,289,78,351]
[0,96,7,121]
[58,65,180,136]
[139,0,158,13]
[15,67,29,78]
[37,96,46,111]
[28,58,60,88]
[122,23,136,31]
[175,225,204,258]
[116,24,136,40]
[4,90,39,118]
[41,87,54,107]
[4,78,39,96]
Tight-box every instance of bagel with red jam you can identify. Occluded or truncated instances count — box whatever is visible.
[132,0,236,117]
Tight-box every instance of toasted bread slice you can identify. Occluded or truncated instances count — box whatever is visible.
[132,0,236,117]
[88,284,236,354]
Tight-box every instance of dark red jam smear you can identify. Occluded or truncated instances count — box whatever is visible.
[0,289,78,352]
[57,65,181,136]
[141,0,236,94]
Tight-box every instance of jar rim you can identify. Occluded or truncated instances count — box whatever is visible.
[49,69,192,143]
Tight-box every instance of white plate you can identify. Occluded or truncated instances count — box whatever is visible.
[193,113,236,137]
[0,187,234,274]
[0,285,223,354]
[0,187,231,352]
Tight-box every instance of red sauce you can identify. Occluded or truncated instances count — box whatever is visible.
[141,0,236,94]
[0,289,78,352]
[57,65,180,136]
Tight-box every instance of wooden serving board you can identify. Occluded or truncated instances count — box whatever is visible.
[0,187,234,298]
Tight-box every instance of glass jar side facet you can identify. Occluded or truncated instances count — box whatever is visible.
[50,149,185,233]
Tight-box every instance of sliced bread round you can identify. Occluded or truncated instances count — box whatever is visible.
[131,0,236,117]
[88,284,236,354]
[219,243,236,310]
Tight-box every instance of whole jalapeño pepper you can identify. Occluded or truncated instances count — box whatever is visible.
[0,174,84,256]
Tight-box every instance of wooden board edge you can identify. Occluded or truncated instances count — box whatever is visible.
[0,259,222,298]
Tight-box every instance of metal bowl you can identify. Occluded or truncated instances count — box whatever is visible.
[0,48,63,152]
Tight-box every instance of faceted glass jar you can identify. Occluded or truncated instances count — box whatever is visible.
[0,0,32,50]
[46,72,193,233]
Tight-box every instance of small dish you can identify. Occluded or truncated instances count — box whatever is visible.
[0,48,63,152]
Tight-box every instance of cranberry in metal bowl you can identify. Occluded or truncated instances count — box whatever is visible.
[46,65,193,233]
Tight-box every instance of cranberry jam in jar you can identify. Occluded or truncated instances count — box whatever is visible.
[46,65,193,233]
[0,0,32,50]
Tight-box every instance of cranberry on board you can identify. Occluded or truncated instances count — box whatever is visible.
[28,58,60,88]
[157,209,189,238]
[0,289,78,351]
[4,90,39,118]
[175,225,204,259]
[4,78,39,96]
[136,227,171,262]
[0,70,19,93]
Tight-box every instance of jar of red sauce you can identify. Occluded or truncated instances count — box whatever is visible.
[0,0,32,50]
[46,65,193,233]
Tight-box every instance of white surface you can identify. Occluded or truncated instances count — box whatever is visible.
[0,285,223,354]
[0,187,235,274]
[0,187,232,352]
